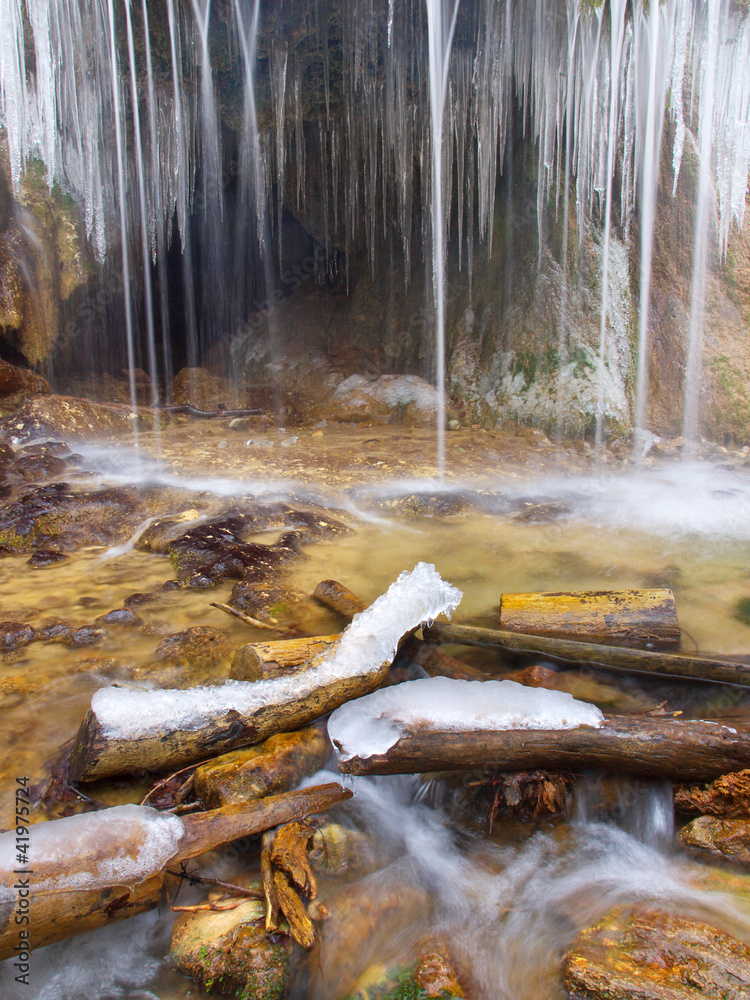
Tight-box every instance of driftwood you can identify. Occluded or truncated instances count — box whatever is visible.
[499,588,680,649]
[229,634,341,679]
[423,622,750,687]
[313,580,367,617]
[337,716,750,782]
[397,635,487,682]
[0,782,350,960]
[70,663,389,782]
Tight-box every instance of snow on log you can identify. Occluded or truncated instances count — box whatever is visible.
[328,676,605,760]
[70,563,462,781]
[330,679,750,781]
[0,783,351,959]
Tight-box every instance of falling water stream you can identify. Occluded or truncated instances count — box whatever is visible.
[1,1,750,997]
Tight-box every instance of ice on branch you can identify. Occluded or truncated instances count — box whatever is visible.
[328,676,605,761]
[89,563,462,740]
[0,805,184,899]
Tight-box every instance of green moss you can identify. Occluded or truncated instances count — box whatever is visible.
[706,354,750,443]
[511,351,538,389]
[735,597,750,627]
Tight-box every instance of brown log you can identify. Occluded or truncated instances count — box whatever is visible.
[337,716,750,782]
[499,588,680,649]
[69,663,389,782]
[423,621,750,687]
[398,635,488,681]
[0,782,351,961]
[229,634,341,679]
[313,580,367,617]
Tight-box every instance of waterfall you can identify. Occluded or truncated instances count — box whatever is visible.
[426,0,460,476]
[0,0,749,442]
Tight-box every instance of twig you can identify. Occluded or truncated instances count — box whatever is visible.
[171,900,251,913]
[140,760,209,806]
[209,602,279,631]
[165,866,265,900]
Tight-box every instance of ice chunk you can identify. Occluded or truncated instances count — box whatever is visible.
[90,563,462,740]
[0,805,184,899]
[328,676,605,761]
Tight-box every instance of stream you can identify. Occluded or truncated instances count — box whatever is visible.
[0,425,749,999]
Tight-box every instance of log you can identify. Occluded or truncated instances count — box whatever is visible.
[313,579,367,618]
[69,663,389,782]
[499,588,680,649]
[0,782,351,960]
[337,716,750,782]
[423,622,750,687]
[229,634,341,679]
[397,635,488,682]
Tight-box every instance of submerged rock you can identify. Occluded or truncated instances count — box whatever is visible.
[679,815,750,867]
[170,893,297,999]
[309,823,377,880]
[0,483,145,552]
[563,906,750,999]
[193,726,329,809]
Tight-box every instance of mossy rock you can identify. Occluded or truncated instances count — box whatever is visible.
[170,895,298,999]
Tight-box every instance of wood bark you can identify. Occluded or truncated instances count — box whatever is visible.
[423,622,750,687]
[337,716,750,782]
[229,634,340,679]
[397,635,488,681]
[313,580,368,617]
[69,663,389,782]
[499,588,680,649]
[0,782,350,961]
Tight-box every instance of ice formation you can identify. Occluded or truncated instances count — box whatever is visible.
[90,563,462,740]
[0,805,184,899]
[328,675,605,761]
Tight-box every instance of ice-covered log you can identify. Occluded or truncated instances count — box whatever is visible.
[0,783,350,960]
[70,563,462,781]
[330,677,750,781]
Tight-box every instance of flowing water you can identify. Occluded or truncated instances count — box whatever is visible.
[0,428,749,998]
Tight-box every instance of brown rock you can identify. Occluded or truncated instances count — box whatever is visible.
[675,770,750,818]
[0,359,50,396]
[171,367,250,411]
[679,815,750,866]
[563,906,750,999]
[153,626,231,673]
[7,395,135,443]
[194,726,330,809]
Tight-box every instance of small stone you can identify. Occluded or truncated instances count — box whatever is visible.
[95,608,141,627]
[447,419,460,431]
[229,416,253,431]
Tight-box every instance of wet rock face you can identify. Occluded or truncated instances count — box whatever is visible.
[0,359,50,396]
[193,726,330,809]
[5,395,135,443]
[167,518,303,586]
[171,367,251,411]
[169,894,297,1000]
[679,815,750,866]
[563,906,750,999]
[0,483,144,552]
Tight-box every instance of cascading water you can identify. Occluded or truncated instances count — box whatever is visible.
[425,0,460,476]
[0,0,749,438]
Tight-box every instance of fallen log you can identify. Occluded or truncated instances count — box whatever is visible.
[423,621,750,687]
[71,562,461,781]
[229,634,341,680]
[337,716,750,782]
[397,635,488,682]
[70,663,389,782]
[499,588,680,649]
[313,579,367,617]
[0,782,351,960]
